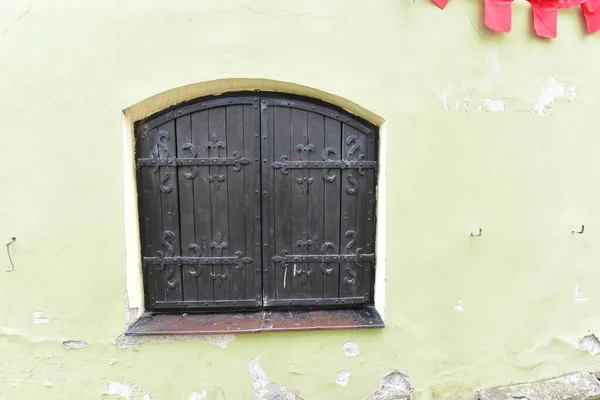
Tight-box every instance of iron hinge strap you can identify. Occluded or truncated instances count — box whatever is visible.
[136,156,250,168]
[272,160,377,170]
[271,254,374,263]
[143,256,253,266]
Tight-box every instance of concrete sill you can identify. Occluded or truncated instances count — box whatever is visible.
[125,307,384,336]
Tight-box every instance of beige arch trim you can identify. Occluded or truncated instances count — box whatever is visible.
[122,79,387,322]
[122,78,383,126]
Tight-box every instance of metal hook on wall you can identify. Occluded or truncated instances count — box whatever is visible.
[5,237,16,272]
[572,225,585,235]
[470,228,482,237]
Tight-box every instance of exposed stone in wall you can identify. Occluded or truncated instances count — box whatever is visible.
[246,356,303,400]
[367,370,414,400]
[477,371,600,400]
[580,334,600,356]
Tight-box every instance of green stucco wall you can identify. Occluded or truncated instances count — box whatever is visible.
[2,0,600,399]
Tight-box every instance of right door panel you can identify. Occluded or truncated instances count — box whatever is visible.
[261,96,378,307]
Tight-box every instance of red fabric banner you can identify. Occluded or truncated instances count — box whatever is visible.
[431,0,600,37]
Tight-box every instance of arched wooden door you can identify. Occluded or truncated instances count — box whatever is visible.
[136,93,378,311]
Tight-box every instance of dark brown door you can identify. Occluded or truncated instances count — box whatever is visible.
[136,93,377,311]
[261,97,377,307]
[137,96,262,310]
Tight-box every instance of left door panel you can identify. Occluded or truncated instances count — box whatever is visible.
[137,96,262,310]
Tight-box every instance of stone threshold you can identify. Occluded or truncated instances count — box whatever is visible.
[125,306,384,335]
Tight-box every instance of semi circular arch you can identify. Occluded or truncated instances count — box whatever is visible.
[123,78,383,128]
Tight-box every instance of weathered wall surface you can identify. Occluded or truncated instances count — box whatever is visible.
[1,0,600,398]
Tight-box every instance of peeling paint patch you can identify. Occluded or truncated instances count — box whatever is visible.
[580,334,600,356]
[481,98,504,113]
[336,370,351,386]
[124,291,139,326]
[105,382,132,399]
[188,391,207,400]
[575,283,591,303]
[368,370,414,400]
[246,355,303,400]
[142,395,151,400]
[343,341,360,357]
[116,333,236,348]
[439,90,450,111]
[454,297,464,311]
[62,340,88,349]
[533,78,575,116]
[33,311,58,324]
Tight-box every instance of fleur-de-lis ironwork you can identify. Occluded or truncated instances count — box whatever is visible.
[232,151,250,172]
[187,243,202,277]
[211,232,228,254]
[296,134,314,154]
[272,155,289,174]
[156,231,178,289]
[234,251,252,270]
[182,142,198,179]
[205,132,225,151]
[294,263,312,285]
[208,173,226,190]
[206,132,226,190]
[296,176,314,194]
[296,232,314,253]
[210,233,229,288]
[320,242,335,275]
[272,250,289,269]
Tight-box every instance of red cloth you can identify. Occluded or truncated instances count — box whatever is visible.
[432,0,449,9]
[582,0,600,33]
[485,0,514,32]
[433,0,600,37]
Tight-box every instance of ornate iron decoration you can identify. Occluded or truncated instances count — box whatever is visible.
[271,134,376,194]
[343,230,364,286]
[143,231,253,289]
[137,130,251,193]
[271,232,373,283]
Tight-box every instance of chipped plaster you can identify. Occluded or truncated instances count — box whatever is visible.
[342,341,360,357]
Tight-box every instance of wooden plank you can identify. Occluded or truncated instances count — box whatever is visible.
[339,124,359,299]
[261,101,275,303]
[365,130,377,303]
[191,110,214,301]
[245,101,262,304]
[175,114,199,302]
[306,111,325,299]
[138,127,165,307]
[157,120,182,302]
[273,106,293,300]
[290,108,309,299]
[354,130,370,303]
[323,118,342,299]
[226,105,247,300]
[208,107,230,301]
